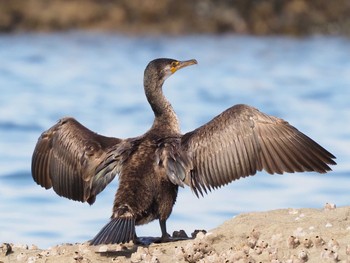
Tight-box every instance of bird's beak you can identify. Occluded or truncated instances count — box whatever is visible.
[171,59,198,73]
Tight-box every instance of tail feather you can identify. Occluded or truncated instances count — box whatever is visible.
[90,216,136,245]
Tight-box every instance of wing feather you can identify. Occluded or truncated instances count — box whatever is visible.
[231,137,242,179]
[31,117,122,204]
[221,143,232,181]
[281,135,314,171]
[181,104,336,195]
[200,145,213,190]
[238,135,250,177]
[244,134,257,174]
[268,136,295,173]
[206,156,215,187]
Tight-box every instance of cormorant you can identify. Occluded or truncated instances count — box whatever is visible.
[31,58,336,245]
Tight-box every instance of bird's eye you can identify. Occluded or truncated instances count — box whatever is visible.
[171,61,178,68]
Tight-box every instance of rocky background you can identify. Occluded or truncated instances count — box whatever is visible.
[0,0,350,35]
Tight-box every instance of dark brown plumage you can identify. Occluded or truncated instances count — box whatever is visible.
[31,58,336,245]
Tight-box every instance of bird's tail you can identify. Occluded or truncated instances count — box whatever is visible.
[90,216,136,245]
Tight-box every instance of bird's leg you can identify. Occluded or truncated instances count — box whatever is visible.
[159,219,171,242]
[156,219,192,243]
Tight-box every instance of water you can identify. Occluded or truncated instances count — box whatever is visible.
[0,33,349,248]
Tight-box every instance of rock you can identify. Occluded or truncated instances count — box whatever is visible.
[287,235,300,249]
[1,206,350,262]
[314,235,326,248]
[328,238,340,251]
[321,248,339,261]
[191,229,207,239]
[297,250,308,261]
[346,244,350,255]
[302,238,313,248]
[172,229,188,239]
[324,203,337,210]
[1,0,349,35]
[16,252,27,261]
[0,243,12,256]
[98,245,108,252]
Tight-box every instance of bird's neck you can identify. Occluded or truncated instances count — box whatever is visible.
[144,80,180,135]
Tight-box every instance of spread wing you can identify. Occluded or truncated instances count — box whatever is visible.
[179,104,336,197]
[31,117,122,204]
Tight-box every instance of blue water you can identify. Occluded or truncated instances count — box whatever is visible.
[0,33,349,248]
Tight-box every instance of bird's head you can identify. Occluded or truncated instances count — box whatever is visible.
[145,58,198,83]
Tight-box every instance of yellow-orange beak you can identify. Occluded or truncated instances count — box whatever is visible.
[170,59,198,74]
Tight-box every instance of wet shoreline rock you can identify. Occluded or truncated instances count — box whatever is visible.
[0,0,350,36]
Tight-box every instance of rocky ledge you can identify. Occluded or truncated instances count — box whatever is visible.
[1,204,349,263]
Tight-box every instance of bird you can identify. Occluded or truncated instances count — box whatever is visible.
[31,58,336,245]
